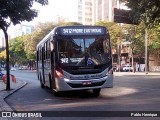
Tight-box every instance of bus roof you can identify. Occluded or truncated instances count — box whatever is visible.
[37,25,109,48]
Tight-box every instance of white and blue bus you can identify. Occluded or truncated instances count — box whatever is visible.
[36,25,113,96]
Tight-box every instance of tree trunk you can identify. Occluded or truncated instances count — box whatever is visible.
[1,27,10,90]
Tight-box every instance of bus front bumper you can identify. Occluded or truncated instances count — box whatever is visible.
[55,74,113,91]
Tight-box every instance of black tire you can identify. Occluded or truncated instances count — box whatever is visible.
[49,74,52,89]
[93,88,101,96]
[40,75,45,88]
[52,90,59,96]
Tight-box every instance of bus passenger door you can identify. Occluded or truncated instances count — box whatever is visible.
[44,41,51,87]
[41,47,45,84]
[50,43,55,89]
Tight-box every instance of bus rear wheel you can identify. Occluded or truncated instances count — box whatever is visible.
[51,90,59,96]
[40,75,45,88]
[40,81,45,88]
[93,88,101,96]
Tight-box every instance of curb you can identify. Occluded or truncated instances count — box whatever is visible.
[1,80,27,111]
[113,72,160,76]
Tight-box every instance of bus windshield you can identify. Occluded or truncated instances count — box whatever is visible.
[58,37,111,68]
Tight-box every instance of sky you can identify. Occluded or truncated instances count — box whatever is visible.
[0,0,78,43]
[27,0,78,25]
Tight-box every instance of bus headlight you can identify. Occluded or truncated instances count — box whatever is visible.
[64,78,70,82]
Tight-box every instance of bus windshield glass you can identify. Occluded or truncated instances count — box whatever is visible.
[58,37,111,68]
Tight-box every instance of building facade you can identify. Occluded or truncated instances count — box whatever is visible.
[78,0,118,25]
[12,24,33,38]
[78,0,93,25]
[0,24,33,48]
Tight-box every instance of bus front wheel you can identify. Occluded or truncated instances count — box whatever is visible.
[93,88,101,96]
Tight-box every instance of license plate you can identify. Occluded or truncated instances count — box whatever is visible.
[82,81,92,85]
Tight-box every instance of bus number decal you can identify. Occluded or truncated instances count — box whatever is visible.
[61,58,68,63]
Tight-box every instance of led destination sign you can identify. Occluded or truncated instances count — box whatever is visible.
[60,27,106,35]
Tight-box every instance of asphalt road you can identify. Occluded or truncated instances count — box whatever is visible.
[5,70,160,120]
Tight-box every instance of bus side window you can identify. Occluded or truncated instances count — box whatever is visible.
[39,48,42,60]
[37,50,39,61]
[50,41,54,63]
[43,46,45,60]
[45,42,48,60]
[47,40,50,59]
[40,48,42,60]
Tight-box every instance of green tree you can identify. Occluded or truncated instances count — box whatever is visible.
[120,0,160,27]
[119,0,160,72]
[124,24,145,72]
[58,22,82,26]
[23,22,56,60]
[95,21,123,49]
[0,50,6,68]
[125,24,145,56]
[0,0,48,90]
[126,23,160,70]
[9,36,27,66]
[0,50,6,60]
[148,24,160,54]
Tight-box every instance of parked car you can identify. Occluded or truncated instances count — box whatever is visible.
[10,67,16,71]
[122,65,133,72]
[17,66,28,70]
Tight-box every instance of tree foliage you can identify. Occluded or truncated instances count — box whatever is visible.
[0,0,48,28]
[23,22,56,59]
[95,21,123,49]
[58,22,82,26]
[147,24,160,55]
[0,0,48,90]
[0,50,6,59]
[120,0,160,27]
[126,24,145,56]
[9,36,27,65]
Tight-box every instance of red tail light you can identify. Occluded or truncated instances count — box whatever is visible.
[55,70,63,79]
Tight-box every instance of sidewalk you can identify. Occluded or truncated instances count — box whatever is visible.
[0,79,27,112]
[114,71,160,76]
